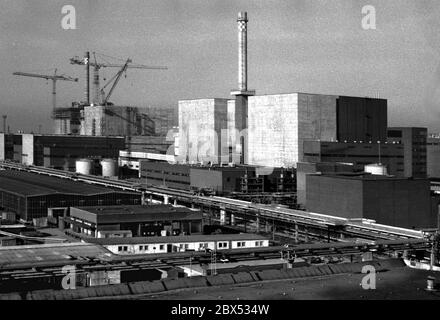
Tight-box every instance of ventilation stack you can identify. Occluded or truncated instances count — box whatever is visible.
[231,12,255,165]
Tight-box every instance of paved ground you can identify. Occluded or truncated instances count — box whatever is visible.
[135,267,440,300]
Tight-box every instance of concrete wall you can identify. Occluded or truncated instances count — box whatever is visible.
[388,127,427,178]
[247,93,299,167]
[428,137,440,178]
[21,134,34,166]
[302,141,405,176]
[337,96,387,142]
[306,175,364,219]
[362,178,432,229]
[306,174,434,229]
[296,162,355,206]
[0,133,4,161]
[178,99,228,164]
[247,93,338,168]
[297,93,338,162]
[190,168,223,192]
[83,106,153,137]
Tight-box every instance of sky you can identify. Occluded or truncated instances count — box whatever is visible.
[1,0,440,133]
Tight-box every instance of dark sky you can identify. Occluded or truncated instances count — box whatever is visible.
[1,0,440,133]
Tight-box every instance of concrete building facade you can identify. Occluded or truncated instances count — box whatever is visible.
[82,105,155,136]
[387,127,427,178]
[305,173,434,229]
[427,136,440,178]
[65,205,202,238]
[0,170,140,221]
[302,141,405,176]
[178,98,229,164]
[0,133,124,171]
[144,106,178,136]
[246,93,338,167]
[245,94,387,168]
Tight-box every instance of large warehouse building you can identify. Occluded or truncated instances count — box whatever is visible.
[0,170,140,221]
[305,173,434,229]
[65,205,202,238]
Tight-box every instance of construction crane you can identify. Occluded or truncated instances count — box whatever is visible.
[101,58,131,105]
[13,69,78,111]
[70,52,167,105]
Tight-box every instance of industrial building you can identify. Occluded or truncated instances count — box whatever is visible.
[53,103,83,135]
[177,14,389,168]
[125,135,175,154]
[119,134,176,173]
[296,162,356,207]
[305,173,434,229]
[65,205,203,238]
[0,133,124,171]
[387,127,427,178]
[0,170,140,221]
[82,105,155,136]
[179,93,388,168]
[119,150,175,172]
[86,233,269,255]
[427,135,440,178]
[178,98,229,165]
[139,161,295,195]
[302,141,404,176]
[144,106,178,136]
[245,94,387,168]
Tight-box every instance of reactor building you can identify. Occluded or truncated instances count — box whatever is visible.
[178,11,388,168]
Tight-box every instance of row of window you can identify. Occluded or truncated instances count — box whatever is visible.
[116,241,266,252]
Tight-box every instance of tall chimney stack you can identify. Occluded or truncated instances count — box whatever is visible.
[231,12,255,165]
[231,12,255,96]
[238,11,248,92]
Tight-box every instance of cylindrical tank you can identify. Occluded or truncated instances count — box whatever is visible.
[101,158,118,177]
[75,159,93,175]
[364,163,388,176]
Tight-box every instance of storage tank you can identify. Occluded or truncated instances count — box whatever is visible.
[364,163,388,176]
[101,158,118,177]
[75,159,93,175]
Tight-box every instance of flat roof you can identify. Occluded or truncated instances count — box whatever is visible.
[309,173,428,181]
[71,205,202,222]
[0,170,138,197]
[0,242,111,268]
[86,233,268,245]
[73,204,194,215]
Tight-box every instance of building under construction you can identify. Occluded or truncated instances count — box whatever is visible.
[52,51,166,137]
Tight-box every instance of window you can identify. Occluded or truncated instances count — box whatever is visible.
[159,245,164,250]
[218,242,228,248]
[255,241,264,247]
[118,246,123,252]
[123,246,128,251]
[139,246,143,251]
[237,241,246,247]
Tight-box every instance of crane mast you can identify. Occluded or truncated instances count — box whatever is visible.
[70,51,167,105]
